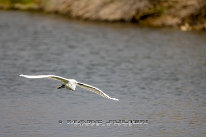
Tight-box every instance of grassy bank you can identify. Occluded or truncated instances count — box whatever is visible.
[0,0,205,31]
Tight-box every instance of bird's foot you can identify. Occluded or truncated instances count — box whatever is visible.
[57,84,65,89]
[57,86,62,89]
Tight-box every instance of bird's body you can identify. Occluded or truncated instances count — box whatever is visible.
[19,74,119,101]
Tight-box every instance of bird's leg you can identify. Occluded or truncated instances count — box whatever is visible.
[57,84,65,89]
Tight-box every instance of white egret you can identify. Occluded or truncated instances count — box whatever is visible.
[19,74,119,101]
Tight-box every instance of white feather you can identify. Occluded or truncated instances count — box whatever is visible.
[77,82,119,101]
[20,74,119,101]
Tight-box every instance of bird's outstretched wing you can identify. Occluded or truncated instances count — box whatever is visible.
[77,82,119,101]
[19,74,69,84]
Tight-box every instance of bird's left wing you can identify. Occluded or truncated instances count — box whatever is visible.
[77,82,119,101]
[19,74,69,84]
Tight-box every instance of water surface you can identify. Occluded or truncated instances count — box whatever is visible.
[0,11,206,137]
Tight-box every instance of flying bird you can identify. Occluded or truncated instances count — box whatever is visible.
[19,74,119,101]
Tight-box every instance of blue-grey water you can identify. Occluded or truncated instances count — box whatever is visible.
[0,11,206,137]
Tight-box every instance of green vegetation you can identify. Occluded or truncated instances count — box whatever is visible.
[0,0,36,4]
[0,0,40,10]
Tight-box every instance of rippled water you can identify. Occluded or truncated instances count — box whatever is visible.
[0,11,206,137]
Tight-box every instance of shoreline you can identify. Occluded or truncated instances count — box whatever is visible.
[0,0,205,31]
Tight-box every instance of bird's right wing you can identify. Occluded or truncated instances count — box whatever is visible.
[77,82,119,101]
[19,74,69,84]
